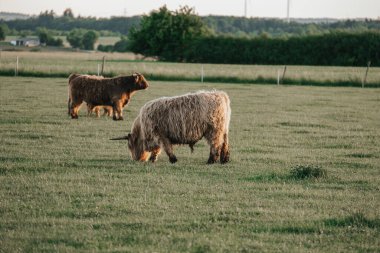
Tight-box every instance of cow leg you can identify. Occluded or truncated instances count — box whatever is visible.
[112,101,123,121]
[94,107,101,117]
[106,107,113,117]
[103,107,110,116]
[161,138,177,163]
[207,144,221,164]
[70,101,82,119]
[87,103,93,116]
[206,132,224,164]
[149,146,161,163]
[220,133,230,164]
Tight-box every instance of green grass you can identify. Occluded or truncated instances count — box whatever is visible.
[1,51,380,87]
[0,76,379,252]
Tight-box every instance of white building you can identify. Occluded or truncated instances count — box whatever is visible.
[11,38,40,47]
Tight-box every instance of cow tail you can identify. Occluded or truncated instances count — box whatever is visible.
[220,93,231,164]
[67,74,80,115]
[67,78,71,115]
[67,98,71,115]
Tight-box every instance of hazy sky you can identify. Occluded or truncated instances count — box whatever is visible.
[1,0,379,19]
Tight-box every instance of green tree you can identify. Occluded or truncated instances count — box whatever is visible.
[82,30,98,50]
[129,5,211,61]
[63,8,74,18]
[67,29,85,48]
[113,36,129,52]
[0,23,10,41]
[0,25,6,41]
[67,29,98,50]
[37,28,63,46]
[97,44,113,52]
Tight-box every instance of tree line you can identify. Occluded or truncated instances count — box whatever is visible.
[2,10,140,35]
[1,7,379,66]
[2,9,380,38]
[128,6,380,66]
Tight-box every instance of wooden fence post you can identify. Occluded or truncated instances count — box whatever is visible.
[281,66,287,84]
[277,69,280,85]
[362,61,371,88]
[15,56,19,76]
[101,56,106,76]
[201,65,204,83]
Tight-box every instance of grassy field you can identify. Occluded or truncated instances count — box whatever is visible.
[1,76,379,252]
[1,51,379,86]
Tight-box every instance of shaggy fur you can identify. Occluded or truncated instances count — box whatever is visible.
[112,90,231,164]
[68,73,148,120]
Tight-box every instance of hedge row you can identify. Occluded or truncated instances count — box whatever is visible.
[183,32,380,66]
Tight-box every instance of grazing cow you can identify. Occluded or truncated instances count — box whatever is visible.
[111,90,231,164]
[68,73,148,120]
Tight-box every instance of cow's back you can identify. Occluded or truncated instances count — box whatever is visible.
[69,75,112,103]
[140,91,230,144]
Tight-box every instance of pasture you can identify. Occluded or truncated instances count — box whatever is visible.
[0,76,379,252]
[1,50,380,86]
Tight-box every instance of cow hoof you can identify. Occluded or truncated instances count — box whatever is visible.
[220,157,229,164]
[169,156,177,163]
[118,116,124,120]
[207,158,216,164]
[71,115,78,119]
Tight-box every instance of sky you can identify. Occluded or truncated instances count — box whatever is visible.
[1,0,379,19]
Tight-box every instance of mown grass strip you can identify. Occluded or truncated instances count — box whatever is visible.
[0,69,379,88]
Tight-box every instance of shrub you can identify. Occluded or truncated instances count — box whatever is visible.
[97,44,113,52]
[290,165,327,179]
[37,28,63,47]
[67,29,98,50]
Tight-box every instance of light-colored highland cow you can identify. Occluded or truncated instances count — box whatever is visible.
[111,90,231,164]
[68,73,148,120]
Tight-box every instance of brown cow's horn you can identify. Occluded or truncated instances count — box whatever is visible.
[110,135,129,140]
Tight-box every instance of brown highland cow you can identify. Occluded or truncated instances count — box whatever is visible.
[111,90,231,164]
[68,73,148,120]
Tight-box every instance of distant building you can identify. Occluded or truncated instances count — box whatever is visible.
[11,38,40,47]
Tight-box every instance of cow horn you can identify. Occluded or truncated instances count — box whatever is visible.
[110,135,129,140]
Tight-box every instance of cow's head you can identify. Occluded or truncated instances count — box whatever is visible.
[125,118,151,162]
[132,73,149,90]
[125,133,150,162]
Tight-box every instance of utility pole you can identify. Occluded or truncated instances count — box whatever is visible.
[287,0,290,23]
[244,0,248,17]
